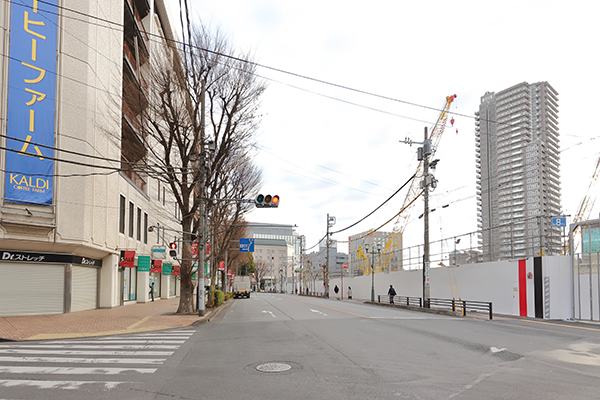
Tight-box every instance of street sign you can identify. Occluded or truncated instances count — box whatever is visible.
[552,217,566,227]
[152,246,166,260]
[343,263,348,269]
[219,261,225,271]
[239,238,255,252]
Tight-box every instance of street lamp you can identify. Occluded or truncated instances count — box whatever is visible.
[364,242,381,302]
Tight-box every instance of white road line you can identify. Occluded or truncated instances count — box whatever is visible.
[310,309,328,316]
[0,366,156,375]
[49,340,185,344]
[0,349,173,356]
[0,379,127,390]
[0,356,165,364]
[0,344,180,349]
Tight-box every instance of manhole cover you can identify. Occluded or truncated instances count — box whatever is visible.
[256,362,292,373]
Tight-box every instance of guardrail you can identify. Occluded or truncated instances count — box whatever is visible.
[377,295,493,320]
[378,295,422,308]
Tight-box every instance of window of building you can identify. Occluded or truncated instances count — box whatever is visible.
[144,213,148,244]
[119,195,126,234]
[137,207,142,241]
[129,202,134,238]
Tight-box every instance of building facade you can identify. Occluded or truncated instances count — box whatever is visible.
[247,223,300,292]
[475,82,562,261]
[0,0,183,316]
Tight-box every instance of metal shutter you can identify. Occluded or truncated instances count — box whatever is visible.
[71,266,98,312]
[0,263,64,316]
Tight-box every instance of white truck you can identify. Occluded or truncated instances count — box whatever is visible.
[233,275,252,299]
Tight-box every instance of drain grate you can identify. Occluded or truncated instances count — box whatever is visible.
[256,362,292,373]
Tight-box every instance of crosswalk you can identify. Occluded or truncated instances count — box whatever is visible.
[0,329,194,391]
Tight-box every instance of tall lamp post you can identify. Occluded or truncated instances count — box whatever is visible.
[364,242,381,302]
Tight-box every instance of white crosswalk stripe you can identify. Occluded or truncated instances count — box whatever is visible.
[0,329,194,392]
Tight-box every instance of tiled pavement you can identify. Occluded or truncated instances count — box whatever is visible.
[0,297,218,341]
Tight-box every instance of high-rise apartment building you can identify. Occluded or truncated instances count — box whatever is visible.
[475,82,562,260]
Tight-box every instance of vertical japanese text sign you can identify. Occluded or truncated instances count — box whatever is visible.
[5,0,58,205]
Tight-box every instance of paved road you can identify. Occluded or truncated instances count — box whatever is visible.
[2,293,600,399]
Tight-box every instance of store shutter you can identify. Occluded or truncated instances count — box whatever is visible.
[0,263,64,316]
[71,266,98,312]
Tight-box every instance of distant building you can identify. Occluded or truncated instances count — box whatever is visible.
[247,223,300,292]
[475,82,562,260]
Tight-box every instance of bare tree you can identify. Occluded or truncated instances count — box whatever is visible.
[136,13,265,313]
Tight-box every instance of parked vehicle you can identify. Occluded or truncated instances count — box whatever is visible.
[233,275,251,299]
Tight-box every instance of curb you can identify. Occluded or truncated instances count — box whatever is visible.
[192,298,234,326]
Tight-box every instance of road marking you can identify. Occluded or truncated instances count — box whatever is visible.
[292,298,371,319]
[0,366,157,375]
[49,340,186,344]
[0,349,174,356]
[0,356,165,364]
[262,310,276,318]
[0,379,126,390]
[310,309,328,316]
[0,344,180,350]
[521,319,600,332]
[490,347,506,353]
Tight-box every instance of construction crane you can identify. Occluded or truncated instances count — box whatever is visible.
[570,153,600,254]
[371,94,457,272]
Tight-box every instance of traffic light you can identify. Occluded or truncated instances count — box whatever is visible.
[255,194,280,208]
[169,242,178,258]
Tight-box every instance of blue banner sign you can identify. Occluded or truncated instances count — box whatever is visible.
[5,0,58,205]
[239,238,255,253]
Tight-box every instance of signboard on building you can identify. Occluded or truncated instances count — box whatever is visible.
[119,251,135,268]
[151,259,162,273]
[4,0,59,205]
[137,256,151,272]
[162,263,172,276]
[152,246,166,260]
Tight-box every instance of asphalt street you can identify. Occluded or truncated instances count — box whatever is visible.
[1,293,600,399]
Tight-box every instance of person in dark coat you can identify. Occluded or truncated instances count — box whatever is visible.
[387,284,396,304]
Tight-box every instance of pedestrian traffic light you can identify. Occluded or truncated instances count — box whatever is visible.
[255,194,280,208]
[169,242,178,258]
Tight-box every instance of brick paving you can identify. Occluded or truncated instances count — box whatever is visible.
[0,297,213,341]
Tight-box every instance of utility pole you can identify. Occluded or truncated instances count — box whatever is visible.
[421,127,432,307]
[197,79,207,316]
[325,215,335,298]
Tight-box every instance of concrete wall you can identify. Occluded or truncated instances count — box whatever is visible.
[330,256,573,320]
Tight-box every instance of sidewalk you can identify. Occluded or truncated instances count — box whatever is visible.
[0,297,218,341]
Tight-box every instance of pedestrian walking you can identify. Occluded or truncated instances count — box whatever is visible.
[149,281,155,302]
[387,284,396,305]
[348,286,352,300]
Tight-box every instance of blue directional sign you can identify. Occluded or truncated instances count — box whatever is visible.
[552,217,566,227]
[239,238,255,253]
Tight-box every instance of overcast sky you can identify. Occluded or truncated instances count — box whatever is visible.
[176,1,600,254]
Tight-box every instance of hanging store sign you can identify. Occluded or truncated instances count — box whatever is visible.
[4,0,59,205]
[151,259,162,273]
[119,251,135,268]
[162,263,172,276]
[137,256,151,272]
